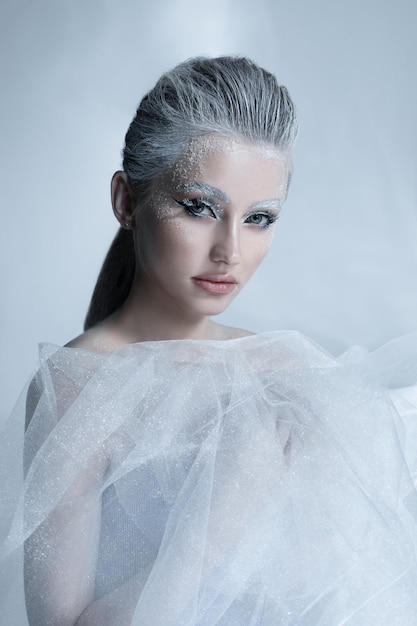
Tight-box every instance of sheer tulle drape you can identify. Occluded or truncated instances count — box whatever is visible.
[1,331,417,624]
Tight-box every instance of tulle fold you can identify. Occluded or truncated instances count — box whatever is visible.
[1,331,417,624]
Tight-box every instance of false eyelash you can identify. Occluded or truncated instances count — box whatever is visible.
[174,197,218,217]
[262,211,280,226]
[173,197,279,228]
[247,210,280,229]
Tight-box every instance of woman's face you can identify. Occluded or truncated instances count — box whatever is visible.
[133,135,289,320]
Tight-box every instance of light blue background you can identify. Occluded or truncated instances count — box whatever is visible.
[1,0,417,422]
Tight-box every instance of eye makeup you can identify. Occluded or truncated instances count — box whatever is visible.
[173,197,220,219]
[172,193,280,230]
[244,210,280,229]
[174,182,229,204]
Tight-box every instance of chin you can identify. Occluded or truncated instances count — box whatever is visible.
[198,300,236,317]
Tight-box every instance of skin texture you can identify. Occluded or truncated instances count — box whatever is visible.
[68,135,289,350]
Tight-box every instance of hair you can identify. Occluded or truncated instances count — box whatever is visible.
[84,56,298,330]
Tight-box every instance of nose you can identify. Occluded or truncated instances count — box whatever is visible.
[210,221,242,265]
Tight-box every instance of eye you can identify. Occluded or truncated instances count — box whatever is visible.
[174,197,217,219]
[245,211,279,229]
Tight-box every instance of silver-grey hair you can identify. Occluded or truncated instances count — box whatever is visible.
[123,56,298,202]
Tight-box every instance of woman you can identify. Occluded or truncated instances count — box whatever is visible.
[1,56,417,625]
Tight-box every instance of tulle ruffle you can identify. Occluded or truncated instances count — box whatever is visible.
[1,331,417,625]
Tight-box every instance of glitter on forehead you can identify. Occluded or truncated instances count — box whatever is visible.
[170,134,288,184]
[146,132,290,224]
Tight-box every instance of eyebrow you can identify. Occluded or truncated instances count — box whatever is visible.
[174,181,282,210]
[174,182,229,203]
[250,199,283,210]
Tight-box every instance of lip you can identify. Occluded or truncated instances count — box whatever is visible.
[192,274,238,295]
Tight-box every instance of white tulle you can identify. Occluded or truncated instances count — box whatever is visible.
[1,331,417,625]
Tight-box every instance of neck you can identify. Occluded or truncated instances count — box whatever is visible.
[107,281,213,343]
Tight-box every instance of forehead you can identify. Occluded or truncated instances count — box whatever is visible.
[168,134,290,199]
[172,134,284,174]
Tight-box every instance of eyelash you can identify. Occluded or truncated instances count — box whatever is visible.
[246,211,279,229]
[175,198,217,218]
[174,198,279,230]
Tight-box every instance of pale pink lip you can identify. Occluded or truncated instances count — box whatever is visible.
[192,274,238,295]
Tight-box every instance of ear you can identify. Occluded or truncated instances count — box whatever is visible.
[111,171,135,229]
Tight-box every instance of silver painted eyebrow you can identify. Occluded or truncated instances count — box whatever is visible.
[175,182,282,211]
[174,182,229,203]
[249,199,282,211]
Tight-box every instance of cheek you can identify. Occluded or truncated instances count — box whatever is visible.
[144,218,204,270]
[161,222,200,257]
[251,249,269,274]
[245,231,275,271]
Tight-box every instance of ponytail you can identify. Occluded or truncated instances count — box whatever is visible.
[84,228,136,331]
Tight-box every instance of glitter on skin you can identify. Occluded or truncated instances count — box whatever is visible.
[83,133,291,346]
[130,135,288,316]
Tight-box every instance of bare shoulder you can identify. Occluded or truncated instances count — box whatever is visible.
[208,322,255,341]
[65,329,102,352]
[65,322,125,353]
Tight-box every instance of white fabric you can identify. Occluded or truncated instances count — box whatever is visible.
[1,331,417,625]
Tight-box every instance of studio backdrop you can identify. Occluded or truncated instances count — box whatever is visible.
[1,0,416,423]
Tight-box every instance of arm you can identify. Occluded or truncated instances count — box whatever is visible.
[74,566,153,626]
[23,355,111,624]
[24,448,108,626]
